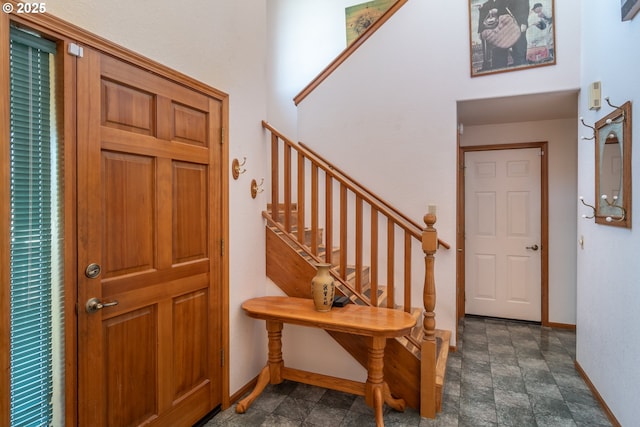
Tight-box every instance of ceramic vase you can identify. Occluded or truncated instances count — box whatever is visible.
[311,263,335,312]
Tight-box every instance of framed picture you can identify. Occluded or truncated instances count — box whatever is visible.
[469,0,556,77]
[345,0,395,46]
[622,0,640,21]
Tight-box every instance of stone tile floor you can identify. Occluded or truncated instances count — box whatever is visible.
[204,316,611,426]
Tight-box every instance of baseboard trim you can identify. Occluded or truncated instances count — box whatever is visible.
[574,361,621,427]
[545,321,576,331]
[229,376,259,405]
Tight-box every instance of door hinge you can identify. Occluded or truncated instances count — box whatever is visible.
[221,348,225,367]
[220,128,225,145]
[221,238,225,257]
[67,43,84,58]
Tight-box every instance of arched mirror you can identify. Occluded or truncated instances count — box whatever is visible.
[595,100,632,228]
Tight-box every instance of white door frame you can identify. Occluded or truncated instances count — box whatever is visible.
[457,142,549,327]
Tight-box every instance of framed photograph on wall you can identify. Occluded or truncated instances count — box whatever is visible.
[345,0,396,45]
[469,0,556,77]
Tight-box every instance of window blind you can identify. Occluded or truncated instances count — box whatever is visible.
[9,27,63,427]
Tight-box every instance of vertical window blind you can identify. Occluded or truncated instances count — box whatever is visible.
[9,28,63,427]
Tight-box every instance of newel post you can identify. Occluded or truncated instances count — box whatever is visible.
[420,212,438,419]
[422,213,437,342]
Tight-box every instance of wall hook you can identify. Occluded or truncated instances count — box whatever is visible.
[232,157,247,180]
[604,96,625,125]
[603,97,626,124]
[600,194,627,223]
[579,117,595,141]
[579,195,627,223]
[579,196,596,219]
[251,178,264,199]
[604,96,623,111]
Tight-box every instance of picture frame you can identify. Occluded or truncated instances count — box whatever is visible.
[622,0,640,21]
[469,0,556,77]
[345,0,396,46]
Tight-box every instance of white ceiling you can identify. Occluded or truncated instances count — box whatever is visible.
[456,89,579,127]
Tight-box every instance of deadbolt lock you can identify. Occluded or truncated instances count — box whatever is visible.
[85,263,101,279]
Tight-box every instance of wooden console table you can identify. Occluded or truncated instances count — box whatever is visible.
[236,296,416,426]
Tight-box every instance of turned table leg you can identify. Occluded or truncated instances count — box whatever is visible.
[266,320,284,383]
[236,320,284,413]
[364,336,406,426]
[365,336,386,427]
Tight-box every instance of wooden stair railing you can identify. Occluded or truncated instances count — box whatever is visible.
[299,142,451,252]
[262,120,450,418]
[264,120,448,312]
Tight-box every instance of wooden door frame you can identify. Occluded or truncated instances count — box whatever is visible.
[456,141,549,335]
[1,6,230,426]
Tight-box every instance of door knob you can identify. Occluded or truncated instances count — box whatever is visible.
[85,297,119,313]
[526,244,539,251]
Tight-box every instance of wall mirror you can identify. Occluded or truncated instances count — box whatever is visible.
[595,100,632,227]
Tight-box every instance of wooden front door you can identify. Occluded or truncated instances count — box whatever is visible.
[77,47,224,427]
[464,148,542,321]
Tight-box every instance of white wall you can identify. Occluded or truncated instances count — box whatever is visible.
[46,0,271,394]
[461,119,578,325]
[578,4,640,425]
[274,0,582,345]
[266,0,370,139]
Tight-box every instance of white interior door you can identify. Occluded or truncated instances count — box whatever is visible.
[465,148,541,321]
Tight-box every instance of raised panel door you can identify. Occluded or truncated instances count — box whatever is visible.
[77,48,223,427]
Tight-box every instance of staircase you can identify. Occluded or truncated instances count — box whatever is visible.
[261,121,451,418]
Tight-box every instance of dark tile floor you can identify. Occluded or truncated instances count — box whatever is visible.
[205,316,611,426]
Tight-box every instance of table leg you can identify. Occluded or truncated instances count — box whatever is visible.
[364,337,406,426]
[266,320,284,383]
[383,382,406,412]
[365,336,386,426]
[236,320,284,413]
[235,365,269,413]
